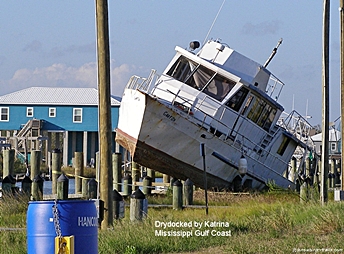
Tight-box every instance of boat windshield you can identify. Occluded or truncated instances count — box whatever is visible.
[247,96,277,131]
[167,56,236,101]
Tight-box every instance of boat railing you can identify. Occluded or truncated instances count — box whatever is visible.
[125,69,160,93]
[278,110,314,147]
[265,74,285,101]
[162,88,293,177]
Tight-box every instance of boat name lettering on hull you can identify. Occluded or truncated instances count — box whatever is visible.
[163,111,176,122]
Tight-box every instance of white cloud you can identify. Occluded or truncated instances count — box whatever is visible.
[3,61,138,96]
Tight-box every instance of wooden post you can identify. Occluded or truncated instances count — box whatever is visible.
[122,175,132,197]
[74,152,84,194]
[290,156,297,183]
[163,174,170,184]
[30,150,41,180]
[340,0,344,192]
[132,162,140,191]
[88,178,98,199]
[96,0,113,229]
[130,189,146,222]
[183,178,193,206]
[82,178,89,198]
[300,180,308,203]
[57,174,69,200]
[321,0,330,205]
[143,176,152,196]
[172,180,183,210]
[32,175,44,201]
[21,175,32,196]
[113,189,124,220]
[112,153,122,192]
[1,175,15,194]
[147,168,155,182]
[51,148,61,195]
[2,149,15,178]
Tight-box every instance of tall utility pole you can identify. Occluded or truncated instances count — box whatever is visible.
[321,0,330,205]
[95,0,113,228]
[340,0,344,192]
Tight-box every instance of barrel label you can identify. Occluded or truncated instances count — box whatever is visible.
[77,216,98,227]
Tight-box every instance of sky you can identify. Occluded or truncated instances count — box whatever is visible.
[0,1,341,126]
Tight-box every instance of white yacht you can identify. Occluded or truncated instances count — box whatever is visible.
[115,39,309,190]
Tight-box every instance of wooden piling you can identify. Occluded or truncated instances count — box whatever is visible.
[1,175,16,193]
[132,162,140,191]
[112,153,122,192]
[74,152,84,194]
[88,178,98,199]
[82,178,89,198]
[290,156,297,182]
[30,150,41,180]
[96,0,114,229]
[163,174,170,184]
[300,180,308,203]
[113,189,124,220]
[130,189,146,222]
[32,175,44,201]
[143,176,152,196]
[51,148,61,195]
[122,175,132,197]
[173,180,183,210]
[147,168,155,182]
[57,174,69,200]
[2,149,15,178]
[183,178,193,206]
[21,175,32,196]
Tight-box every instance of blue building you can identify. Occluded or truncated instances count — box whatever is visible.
[0,87,120,166]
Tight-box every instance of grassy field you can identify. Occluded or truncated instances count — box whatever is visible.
[1,189,344,254]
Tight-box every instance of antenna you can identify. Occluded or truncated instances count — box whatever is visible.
[202,0,226,46]
[263,38,283,68]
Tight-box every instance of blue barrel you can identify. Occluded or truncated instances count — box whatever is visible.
[27,200,98,254]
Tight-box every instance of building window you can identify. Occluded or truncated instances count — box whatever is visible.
[331,143,337,152]
[0,107,9,121]
[27,107,34,117]
[73,108,82,123]
[49,108,56,117]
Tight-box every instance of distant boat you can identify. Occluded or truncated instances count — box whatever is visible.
[116,39,310,190]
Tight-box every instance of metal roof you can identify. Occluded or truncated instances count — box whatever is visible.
[0,87,120,106]
[311,128,341,142]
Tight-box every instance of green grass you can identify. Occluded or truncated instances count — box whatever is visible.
[1,189,344,253]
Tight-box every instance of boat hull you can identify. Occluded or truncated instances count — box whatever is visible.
[116,88,295,190]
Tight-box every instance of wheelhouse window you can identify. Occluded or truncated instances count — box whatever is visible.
[277,135,290,156]
[247,96,277,131]
[0,107,9,121]
[225,87,249,112]
[167,56,198,83]
[27,107,33,117]
[167,56,235,101]
[73,108,82,123]
[49,108,56,117]
[204,75,236,101]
